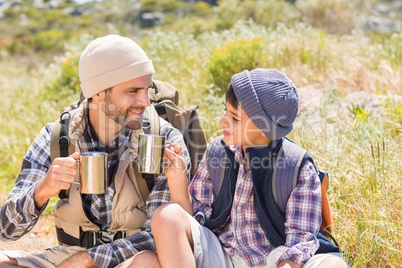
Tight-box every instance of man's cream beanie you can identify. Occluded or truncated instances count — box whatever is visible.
[79,34,155,98]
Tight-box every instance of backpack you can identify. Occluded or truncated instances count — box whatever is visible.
[146,80,207,177]
[50,80,207,195]
[205,137,338,248]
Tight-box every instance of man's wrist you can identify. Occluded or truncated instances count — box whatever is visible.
[34,179,51,210]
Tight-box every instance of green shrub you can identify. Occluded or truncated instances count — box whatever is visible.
[215,0,300,31]
[53,52,81,94]
[384,33,402,68]
[381,97,402,138]
[207,38,265,93]
[298,0,371,35]
[46,34,93,97]
[34,29,69,53]
[140,0,182,12]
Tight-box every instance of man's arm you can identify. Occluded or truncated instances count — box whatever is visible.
[0,123,81,241]
[0,124,53,241]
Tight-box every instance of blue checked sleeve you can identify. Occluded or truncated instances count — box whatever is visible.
[0,124,53,241]
[276,160,321,265]
[188,156,215,225]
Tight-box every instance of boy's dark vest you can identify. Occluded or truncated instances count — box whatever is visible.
[204,136,339,254]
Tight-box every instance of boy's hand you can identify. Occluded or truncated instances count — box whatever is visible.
[163,143,187,178]
[34,152,80,209]
[163,143,193,215]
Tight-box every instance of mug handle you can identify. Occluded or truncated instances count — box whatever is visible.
[73,159,80,185]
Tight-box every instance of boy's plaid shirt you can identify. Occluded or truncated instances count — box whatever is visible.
[0,122,190,268]
[190,145,321,267]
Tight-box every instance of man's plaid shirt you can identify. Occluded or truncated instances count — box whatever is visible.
[0,120,190,267]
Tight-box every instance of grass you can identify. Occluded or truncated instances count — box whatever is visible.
[0,18,401,268]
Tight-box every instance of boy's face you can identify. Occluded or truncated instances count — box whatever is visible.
[220,101,271,149]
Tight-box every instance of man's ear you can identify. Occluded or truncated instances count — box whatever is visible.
[91,91,106,104]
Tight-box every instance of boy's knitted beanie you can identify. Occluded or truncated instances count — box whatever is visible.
[79,34,155,98]
[231,69,299,140]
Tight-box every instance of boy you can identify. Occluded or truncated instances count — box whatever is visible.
[151,69,348,268]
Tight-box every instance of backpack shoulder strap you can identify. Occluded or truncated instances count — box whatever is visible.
[143,105,160,135]
[50,101,81,199]
[318,170,334,233]
[50,101,81,162]
[205,137,227,198]
[273,138,307,214]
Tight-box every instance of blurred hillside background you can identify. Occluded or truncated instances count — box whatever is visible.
[0,0,401,267]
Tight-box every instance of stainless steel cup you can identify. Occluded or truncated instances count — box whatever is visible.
[76,152,108,194]
[137,134,166,174]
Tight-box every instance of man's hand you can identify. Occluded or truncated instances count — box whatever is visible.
[57,251,97,268]
[34,152,80,209]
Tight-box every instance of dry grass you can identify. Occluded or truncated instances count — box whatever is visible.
[0,17,401,267]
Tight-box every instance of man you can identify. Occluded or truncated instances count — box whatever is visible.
[0,35,190,268]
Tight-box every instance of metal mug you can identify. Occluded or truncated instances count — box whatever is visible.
[75,152,108,194]
[137,134,166,174]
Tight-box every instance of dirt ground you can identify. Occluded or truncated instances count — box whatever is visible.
[0,191,58,254]
[0,214,57,253]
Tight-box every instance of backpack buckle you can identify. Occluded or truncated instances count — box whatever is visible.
[79,229,127,248]
[60,111,71,122]
[58,136,70,147]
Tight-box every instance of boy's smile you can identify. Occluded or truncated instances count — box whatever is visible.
[220,101,271,151]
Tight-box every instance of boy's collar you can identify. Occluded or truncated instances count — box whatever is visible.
[244,138,283,154]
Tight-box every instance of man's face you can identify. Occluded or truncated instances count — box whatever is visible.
[102,75,152,130]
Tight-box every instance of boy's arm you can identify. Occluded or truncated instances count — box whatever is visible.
[163,143,193,215]
[276,160,321,266]
[188,158,215,224]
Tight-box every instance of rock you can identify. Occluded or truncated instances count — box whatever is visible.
[140,12,164,28]
[366,16,401,32]
[375,4,392,14]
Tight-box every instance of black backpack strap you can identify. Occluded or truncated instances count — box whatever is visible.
[153,103,167,119]
[59,111,72,158]
[183,105,199,145]
[143,105,161,135]
[141,173,156,193]
[206,136,227,198]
